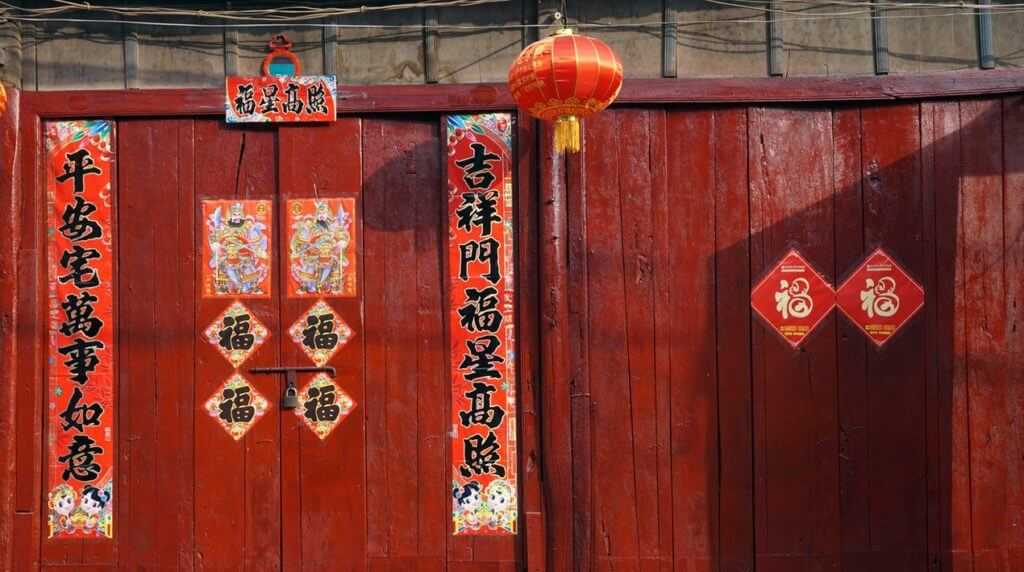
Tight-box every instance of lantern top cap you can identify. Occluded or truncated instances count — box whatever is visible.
[553,27,575,36]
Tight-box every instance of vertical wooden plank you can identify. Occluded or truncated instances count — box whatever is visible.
[237,132,282,572]
[384,122,419,558]
[0,87,19,572]
[192,121,281,571]
[615,110,664,565]
[714,107,755,572]
[920,100,941,572]
[832,107,871,567]
[13,102,42,572]
[116,119,181,569]
[583,109,641,569]
[515,115,547,572]
[364,119,438,566]
[109,119,195,569]
[960,98,1011,572]
[363,120,389,563]
[277,119,366,572]
[999,94,1024,570]
[193,120,245,571]
[648,109,675,572]
[415,117,445,572]
[748,107,840,572]
[563,122,591,572]
[662,109,717,572]
[923,100,974,572]
[540,118,574,572]
[859,102,929,570]
[172,120,197,571]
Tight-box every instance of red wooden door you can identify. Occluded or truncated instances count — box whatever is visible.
[104,116,465,570]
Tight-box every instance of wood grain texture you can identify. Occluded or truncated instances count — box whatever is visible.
[192,120,281,571]
[583,109,643,566]
[960,98,1015,572]
[278,120,367,572]
[8,90,1024,571]
[515,115,547,572]
[748,106,840,572]
[114,119,196,570]
[713,107,754,572]
[13,97,43,572]
[664,109,717,572]
[18,69,1024,120]
[0,86,19,572]
[858,103,929,569]
[540,118,574,572]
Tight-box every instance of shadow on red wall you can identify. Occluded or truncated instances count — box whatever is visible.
[538,97,1024,571]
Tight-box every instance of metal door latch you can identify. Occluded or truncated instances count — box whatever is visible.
[249,366,336,410]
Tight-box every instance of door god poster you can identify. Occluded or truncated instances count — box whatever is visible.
[202,200,273,297]
[446,114,517,536]
[45,120,115,539]
[286,198,357,297]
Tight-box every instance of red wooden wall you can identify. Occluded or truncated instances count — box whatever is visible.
[540,98,1024,571]
[1,87,1022,571]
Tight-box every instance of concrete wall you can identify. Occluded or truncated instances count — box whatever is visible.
[1,0,1022,90]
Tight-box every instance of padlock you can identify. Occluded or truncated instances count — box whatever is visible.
[281,385,300,410]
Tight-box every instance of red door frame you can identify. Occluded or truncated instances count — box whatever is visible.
[3,69,1024,571]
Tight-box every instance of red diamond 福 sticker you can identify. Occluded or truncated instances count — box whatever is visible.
[295,373,355,440]
[288,300,353,367]
[204,301,270,368]
[204,373,270,440]
[836,248,924,347]
[750,249,835,348]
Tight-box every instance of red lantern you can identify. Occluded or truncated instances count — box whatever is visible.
[508,29,624,153]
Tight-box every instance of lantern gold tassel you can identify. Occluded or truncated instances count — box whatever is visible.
[554,115,581,154]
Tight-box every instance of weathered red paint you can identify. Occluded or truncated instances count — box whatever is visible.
[15,69,1024,119]
[3,78,1024,571]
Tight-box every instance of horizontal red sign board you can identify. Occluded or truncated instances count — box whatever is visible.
[225,75,337,123]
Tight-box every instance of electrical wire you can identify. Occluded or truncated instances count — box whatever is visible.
[0,11,1015,30]
[704,0,1012,15]
[0,0,515,22]
[0,0,1019,30]
[708,0,1019,9]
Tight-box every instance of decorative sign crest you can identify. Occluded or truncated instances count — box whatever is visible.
[205,373,270,440]
[836,248,924,347]
[225,34,337,123]
[750,249,835,348]
[296,373,355,440]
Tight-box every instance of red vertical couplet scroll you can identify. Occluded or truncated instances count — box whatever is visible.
[45,120,115,539]
[446,114,518,536]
